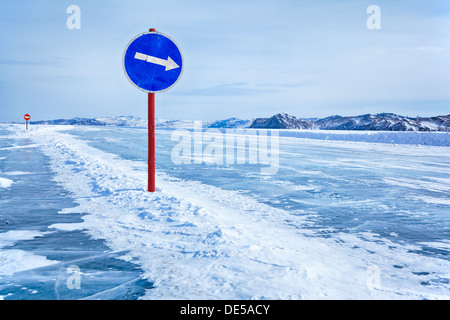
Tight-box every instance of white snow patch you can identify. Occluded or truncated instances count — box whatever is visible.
[1,171,32,176]
[413,196,450,206]
[419,241,450,251]
[0,250,58,276]
[383,177,450,194]
[0,230,58,275]
[0,144,41,150]
[0,177,13,188]
[0,230,47,248]
[48,222,86,231]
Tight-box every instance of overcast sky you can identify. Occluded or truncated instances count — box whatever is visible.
[0,0,449,122]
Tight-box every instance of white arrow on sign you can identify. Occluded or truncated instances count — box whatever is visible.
[134,52,179,71]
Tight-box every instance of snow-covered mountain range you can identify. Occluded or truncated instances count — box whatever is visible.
[30,116,173,127]
[208,117,252,129]
[29,113,450,131]
[252,113,450,131]
[94,115,148,127]
[252,113,311,129]
[30,117,107,126]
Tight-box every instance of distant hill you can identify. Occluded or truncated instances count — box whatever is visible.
[252,113,312,129]
[30,116,211,128]
[252,113,450,132]
[30,117,106,126]
[208,117,252,129]
[95,115,147,127]
[29,113,450,131]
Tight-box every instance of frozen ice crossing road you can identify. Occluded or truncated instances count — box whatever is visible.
[1,124,449,299]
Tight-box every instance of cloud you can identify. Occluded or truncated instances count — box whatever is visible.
[405,46,448,53]
[176,81,312,97]
[0,57,68,67]
[176,82,277,96]
[256,82,312,89]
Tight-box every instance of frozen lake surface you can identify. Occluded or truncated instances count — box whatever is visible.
[0,124,449,299]
[0,127,151,299]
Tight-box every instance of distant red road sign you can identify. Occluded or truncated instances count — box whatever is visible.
[24,114,31,121]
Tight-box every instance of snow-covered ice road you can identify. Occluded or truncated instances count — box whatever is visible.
[0,124,449,299]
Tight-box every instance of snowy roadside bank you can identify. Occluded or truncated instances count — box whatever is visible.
[6,124,450,300]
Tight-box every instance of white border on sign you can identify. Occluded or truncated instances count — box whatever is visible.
[122,30,184,94]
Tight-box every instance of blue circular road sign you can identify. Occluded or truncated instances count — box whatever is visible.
[123,31,183,93]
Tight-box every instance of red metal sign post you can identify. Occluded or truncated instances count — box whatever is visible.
[148,92,156,192]
[24,114,31,130]
[147,27,156,193]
